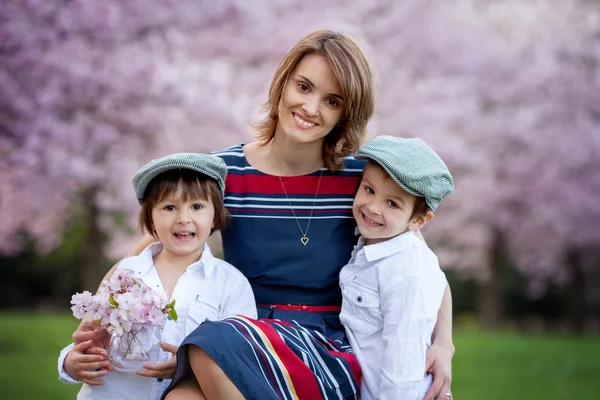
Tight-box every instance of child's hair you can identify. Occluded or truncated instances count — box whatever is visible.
[364,160,430,219]
[138,169,229,237]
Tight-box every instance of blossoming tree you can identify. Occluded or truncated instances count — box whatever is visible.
[2,0,599,330]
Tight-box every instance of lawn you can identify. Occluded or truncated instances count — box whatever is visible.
[1,311,598,399]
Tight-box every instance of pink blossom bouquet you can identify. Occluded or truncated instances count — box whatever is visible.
[70,269,178,371]
[71,269,178,335]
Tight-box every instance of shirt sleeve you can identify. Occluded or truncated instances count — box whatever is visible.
[57,343,80,384]
[377,250,439,400]
[221,277,257,320]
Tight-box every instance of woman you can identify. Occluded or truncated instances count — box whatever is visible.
[63,30,454,400]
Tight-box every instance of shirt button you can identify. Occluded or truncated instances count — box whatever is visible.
[157,378,163,382]
[357,296,363,303]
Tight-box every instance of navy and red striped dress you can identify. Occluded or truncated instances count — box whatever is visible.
[163,144,366,400]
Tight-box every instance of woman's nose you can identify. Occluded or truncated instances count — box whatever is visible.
[301,95,320,116]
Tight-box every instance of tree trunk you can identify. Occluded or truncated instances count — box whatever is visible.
[80,187,107,292]
[479,230,505,328]
[566,250,586,334]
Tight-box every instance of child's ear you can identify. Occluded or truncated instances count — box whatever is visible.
[408,211,434,231]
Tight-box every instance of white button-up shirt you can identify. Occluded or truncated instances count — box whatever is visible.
[339,231,446,400]
[58,242,256,400]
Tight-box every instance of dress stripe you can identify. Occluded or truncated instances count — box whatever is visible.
[226,175,360,196]
[212,316,364,400]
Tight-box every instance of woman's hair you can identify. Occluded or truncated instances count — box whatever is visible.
[254,30,375,170]
[138,169,229,237]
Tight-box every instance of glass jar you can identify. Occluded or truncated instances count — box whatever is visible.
[108,325,162,372]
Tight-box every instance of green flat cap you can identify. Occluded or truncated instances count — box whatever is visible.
[355,136,454,211]
[132,153,227,204]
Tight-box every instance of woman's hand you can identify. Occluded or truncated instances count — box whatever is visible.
[64,340,113,385]
[136,342,179,379]
[423,339,454,400]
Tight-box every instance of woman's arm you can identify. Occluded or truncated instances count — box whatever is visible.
[423,281,454,400]
[129,234,156,257]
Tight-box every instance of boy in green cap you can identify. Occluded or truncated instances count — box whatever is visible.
[339,136,454,400]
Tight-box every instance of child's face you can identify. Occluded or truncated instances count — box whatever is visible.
[151,187,215,261]
[353,164,425,245]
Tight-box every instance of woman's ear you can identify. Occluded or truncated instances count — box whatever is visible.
[408,211,434,232]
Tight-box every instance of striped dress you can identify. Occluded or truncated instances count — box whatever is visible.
[163,144,366,400]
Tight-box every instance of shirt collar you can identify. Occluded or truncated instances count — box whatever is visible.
[360,231,416,262]
[129,242,216,278]
[188,243,216,278]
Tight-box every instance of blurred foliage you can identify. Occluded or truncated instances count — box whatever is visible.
[3,225,598,332]
[0,207,113,308]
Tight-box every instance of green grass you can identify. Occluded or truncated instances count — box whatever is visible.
[1,312,598,399]
[0,312,81,399]
[452,330,599,399]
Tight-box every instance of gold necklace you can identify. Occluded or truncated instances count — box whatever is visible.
[278,170,324,246]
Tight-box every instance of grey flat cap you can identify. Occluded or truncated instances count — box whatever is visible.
[132,153,227,204]
[355,136,454,211]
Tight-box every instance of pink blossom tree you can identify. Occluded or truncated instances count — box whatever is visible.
[3,0,599,329]
[368,0,600,328]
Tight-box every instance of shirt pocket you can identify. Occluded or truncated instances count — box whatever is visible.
[185,298,222,335]
[340,278,382,336]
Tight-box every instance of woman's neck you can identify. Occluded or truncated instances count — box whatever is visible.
[247,133,325,176]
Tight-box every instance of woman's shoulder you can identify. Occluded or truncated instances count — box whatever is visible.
[325,155,366,178]
[341,154,366,171]
[211,144,244,160]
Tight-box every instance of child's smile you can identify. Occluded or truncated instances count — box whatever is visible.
[151,187,215,265]
[359,210,383,227]
[352,163,416,245]
[173,230,196,241]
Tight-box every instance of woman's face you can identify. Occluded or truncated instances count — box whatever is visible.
[277,54,344,146]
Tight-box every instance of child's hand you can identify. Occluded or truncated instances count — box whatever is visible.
[73,318,110,348]
[136,342,179,379]
[64,340,113,385]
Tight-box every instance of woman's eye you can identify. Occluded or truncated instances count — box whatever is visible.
[387,200,399,209]
[327,98,340,109]
[297,83,309,93]
[192,204,204,210]
[365,186,374,195]
[164,205,176,211]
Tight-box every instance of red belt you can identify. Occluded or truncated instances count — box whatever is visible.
[258,303,342,312]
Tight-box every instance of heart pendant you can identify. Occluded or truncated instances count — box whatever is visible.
[300,236,309,246]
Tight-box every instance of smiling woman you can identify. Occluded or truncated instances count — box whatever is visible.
[277,54,344,145]
[253,30,374,174]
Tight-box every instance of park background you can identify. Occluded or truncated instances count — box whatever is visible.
[1,0,599,398]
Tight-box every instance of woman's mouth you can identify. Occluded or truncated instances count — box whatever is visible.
[293,113,317,128]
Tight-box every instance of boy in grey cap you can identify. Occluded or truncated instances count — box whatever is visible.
[339,136,454,400]
[57,153,256,400]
